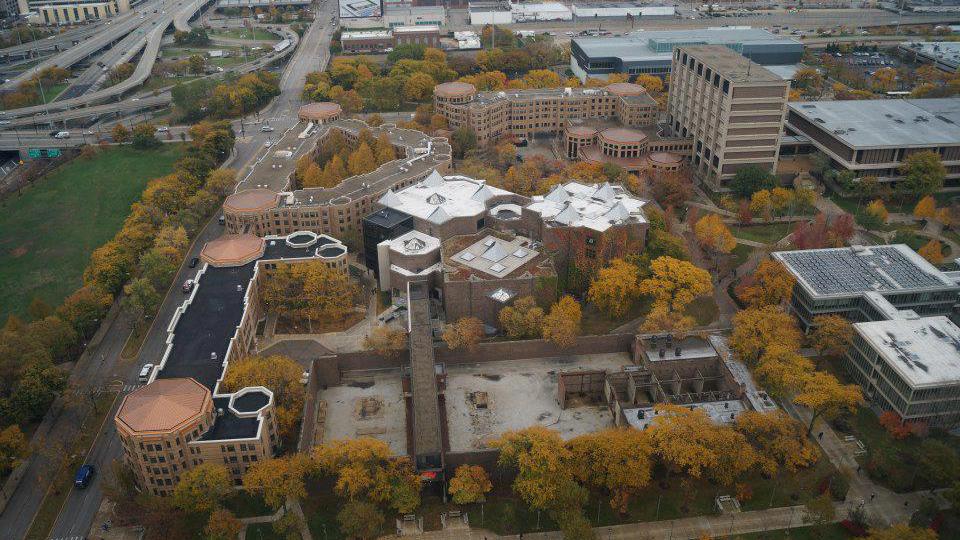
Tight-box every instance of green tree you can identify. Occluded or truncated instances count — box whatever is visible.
[27,298,53,321]
[123,278,160,322]
[730,165,777,198]
[337,500,384,539]
[450,127,477,159]
[899,150,946,196]
[27,316,78,362]
[131,123,160,149]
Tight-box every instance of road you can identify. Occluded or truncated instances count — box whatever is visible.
[39,1,338,538]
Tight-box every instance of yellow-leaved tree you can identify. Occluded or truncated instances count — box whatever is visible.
[864,525,938,540]
[363,326,407,359]
[242,454,311,509]
[736,259,796,308]
[794,371,863,435]
[729,306,802,366]
[693,214,736,267]
[542,296,582,348]
[221,354,305,441]
[918,239,944,265]
[448,465,493,504]
[567,428,653,513]
[734,411,818,476]
[492,426,577,511]
[586,259,641,318]
[638,256,713,314]
[497,296,544,339]
[809,314,853,366]
[313,437,421,514]
[913,195,937,220]
[442,316,484,352]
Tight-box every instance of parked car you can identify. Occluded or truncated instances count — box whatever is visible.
[218,214,225,225]
[182,279,195,293]
[53,131,70,139]
[138,363,154,383]
[260,125,274,132]
[155,125,169,133]
[189,256,200,268]
[74,464,95,489]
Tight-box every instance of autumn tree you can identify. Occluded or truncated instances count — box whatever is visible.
[567,428,653,513]
[260,263,361,323]
[542,296,582,348]
[498,296,544,339]
[442,316,484,352]
[313,438,421,514]
[242,454,310,509]
[914,195,937,221]
[364,326,407,359]
[735,259,795,308]
[694,214,736,268]
[918,239,944,265]
[734,411,817,476]
[205,509,244,540]
[374,132,396,165]
[863,199,889,229]
[173,463,232,515]
[647,404,756,485]
[638,256,712,314]
[123,278,160,322]
[809,314,853,365]
[586,259,641,318]
[755,345,814,398]
[493,426,579,511]
[749,190,773,219]
[222,355,305,441]
[111,123,131,144]
[805,493,836,525]
[448,465,493,504]
[729,306,802,365]
[348,142,377,176]
[794,371,863,435]
[0,425,27,476]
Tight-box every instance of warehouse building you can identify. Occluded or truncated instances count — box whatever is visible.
[570,3,675,18]
[899,41,960,73]
[570,27,802,81]
[785,98,960,186]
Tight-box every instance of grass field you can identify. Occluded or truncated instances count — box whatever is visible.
[141,74,203,92]
[0,144,185,320]
[210,28,277,41]
[732,222,794,244]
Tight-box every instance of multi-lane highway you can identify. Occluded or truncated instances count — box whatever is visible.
[29,2,338,537]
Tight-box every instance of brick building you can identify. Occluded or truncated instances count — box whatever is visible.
[115,232,349,492]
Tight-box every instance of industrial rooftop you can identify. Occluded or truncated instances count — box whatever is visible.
[573,27,800,63]
[772,244,956,298]
[854,316,960,388]
[787,98,960,148]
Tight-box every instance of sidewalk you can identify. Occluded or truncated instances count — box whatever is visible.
[380,504,830,540]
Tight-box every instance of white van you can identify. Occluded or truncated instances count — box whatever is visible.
[138,363,154,383]
[54,131,70,139]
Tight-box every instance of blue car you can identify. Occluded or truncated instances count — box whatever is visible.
[74,464,95,489]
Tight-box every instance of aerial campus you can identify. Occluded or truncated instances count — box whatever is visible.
[11,2,960,540]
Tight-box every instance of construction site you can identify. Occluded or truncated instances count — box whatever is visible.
[305,284,770,477]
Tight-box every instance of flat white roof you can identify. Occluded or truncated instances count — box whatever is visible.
[526,181,647,232]
[623,400,745,430]
[387,230,440,255]
[379,171,511,225]
[341,30,393,40]
[393,24,440,33]
[855,316,960,388]
[451,235,539,278]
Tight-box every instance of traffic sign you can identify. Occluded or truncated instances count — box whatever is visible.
[46,149,61,158]
[27,149,41,158]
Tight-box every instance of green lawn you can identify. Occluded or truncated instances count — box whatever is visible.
[732,223,794,245]
[0,144,185,320]
[223,490,273,518]
[210,28,277,41]
[731,243,754,267]
[302,479,346,540]
[40,83,67,103]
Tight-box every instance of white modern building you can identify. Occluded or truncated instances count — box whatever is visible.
[20,0,129,24]
[570,3,675,18]
[847,315,960,428]
[469,0,571,25]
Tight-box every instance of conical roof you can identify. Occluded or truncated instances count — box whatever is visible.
[604,201,630,222]
[116,378,211,433]
[553,203,580,225]
[427,205,451,224]
[422,170,444,188]
[593,182,616,202]
[379,189,402,207]
[472,184,494,203]
[545,184,568,203]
